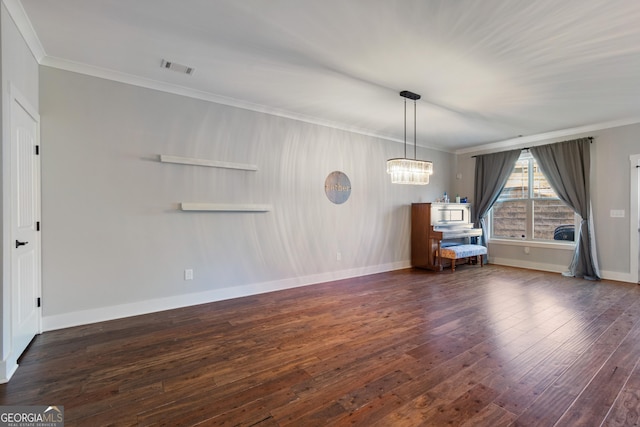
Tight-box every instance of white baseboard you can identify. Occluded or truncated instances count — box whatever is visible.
[490,257,637,284]
[490,257,567,274]
[599,269,636,284]
[43,261,410,332]
[0,359,18,384]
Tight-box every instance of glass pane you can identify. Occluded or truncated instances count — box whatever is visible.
[491,200,527,239]
[532,163,556,198]
[533,200,575,240]
[498,159,528,200]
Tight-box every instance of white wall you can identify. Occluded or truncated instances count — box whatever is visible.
[40,66,453,330]
[0,1,39,381]
[455,123,640,282]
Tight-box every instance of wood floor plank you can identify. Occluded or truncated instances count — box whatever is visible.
[331,391,405,426]
[2,265,640,426]
[460,403,518,427]
[511,296,640,426]
[490,289,639,415]
[336,369,413,412]
[603,358,640,426]
[421,383,502,425]
[555,305,640,426]
[370,393,439,427]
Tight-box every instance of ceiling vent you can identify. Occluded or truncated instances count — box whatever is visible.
[161,59,195,76]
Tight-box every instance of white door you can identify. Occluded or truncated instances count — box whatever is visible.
[10,89,41,361]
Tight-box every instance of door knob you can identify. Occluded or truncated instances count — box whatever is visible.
[15,240,29,248]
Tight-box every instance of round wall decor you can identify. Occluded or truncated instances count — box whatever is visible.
[324,171,351,204]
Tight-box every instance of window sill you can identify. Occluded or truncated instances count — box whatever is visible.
[488,238,576,250]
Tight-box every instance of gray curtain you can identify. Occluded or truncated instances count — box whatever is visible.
[473,149,521,246]
[531,138,600,280]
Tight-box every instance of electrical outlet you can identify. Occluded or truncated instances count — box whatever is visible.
[184,269,193,280]
[610,209,625,218]
[336,252,342,261]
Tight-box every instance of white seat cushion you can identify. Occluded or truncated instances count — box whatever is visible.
[439,244,487,260]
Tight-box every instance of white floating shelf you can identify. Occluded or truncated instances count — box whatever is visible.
[160,154,257,171]
[180,203,272,212]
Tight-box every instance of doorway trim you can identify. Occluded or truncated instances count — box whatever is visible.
[631,154,640,285]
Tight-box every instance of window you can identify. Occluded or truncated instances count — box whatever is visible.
[489,152,576,242]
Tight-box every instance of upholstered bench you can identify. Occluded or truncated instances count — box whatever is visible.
[437,244,487,272]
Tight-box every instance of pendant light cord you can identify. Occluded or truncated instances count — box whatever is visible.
[404,98,407,159]
[414,99,417,160]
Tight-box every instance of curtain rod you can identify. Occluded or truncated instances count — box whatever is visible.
[471,136,593,158]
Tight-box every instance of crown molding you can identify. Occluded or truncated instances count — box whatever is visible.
[40,55,420,146]
[455,117,640,156]
[2,0,46,62]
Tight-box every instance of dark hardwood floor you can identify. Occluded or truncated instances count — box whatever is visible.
[2,265,640,426]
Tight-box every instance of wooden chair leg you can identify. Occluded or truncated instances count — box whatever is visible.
[451,259,456,272]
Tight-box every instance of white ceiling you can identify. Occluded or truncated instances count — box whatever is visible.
[13,0,640,152]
